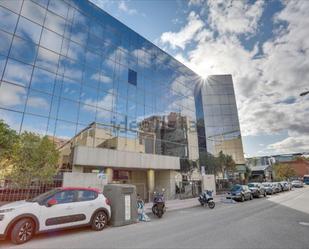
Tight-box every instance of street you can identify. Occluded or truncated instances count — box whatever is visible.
[2,187,309,249]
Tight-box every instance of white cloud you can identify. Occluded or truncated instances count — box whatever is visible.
[188,0,205,7]
[208,0,265,35]
[267,136,309,154]
[159,0,309,155]
[27,97,49,109]
[118,1,137,15]
[0,83,26,107]
[160,11,204,50]
[89,0,110,10]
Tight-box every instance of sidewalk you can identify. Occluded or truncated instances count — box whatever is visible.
[144,194,225,214]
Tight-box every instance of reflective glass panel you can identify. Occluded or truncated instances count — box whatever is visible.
[21,0,46,25]
[0,108,23,132]
[63,59,83,82]
[0,29,12,56]
[55,120,76,139]
[0,81,27,112]
[57,98,79,122]
[10,36,38,64]
[0,54,6,76]
[40,28,63,53]
[3,59,33,87]
[16,16,42,44]
[95,108,112,125]
[78,104,96,125]
[80,85,98,105]
[97,91,114,111]
[31,0,49,8]
[36,47,59,73]
[25,89,52,117]
[0,6,18,33]
[44,10,66,36]
[0,0,22,14]
[21,114,48,134]
[61,77,81,100]
[31,67,56,94]
[68,40,85,61]
[48,0,69,19]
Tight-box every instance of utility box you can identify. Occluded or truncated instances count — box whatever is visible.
[103,184,138,227]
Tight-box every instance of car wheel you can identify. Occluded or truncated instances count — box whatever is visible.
[250,194,253,200]
[11,218,35,244]
[241,195,245,202]
[91,211,107,231]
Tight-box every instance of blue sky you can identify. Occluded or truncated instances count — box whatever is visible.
[91,0,309,157]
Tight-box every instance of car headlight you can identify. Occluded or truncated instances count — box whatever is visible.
[0,208,15,213]
[236,192,241,196]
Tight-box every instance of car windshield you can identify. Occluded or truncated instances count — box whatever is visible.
[231,185,242,191]
[26,189,60,203]
[248,183,256,187]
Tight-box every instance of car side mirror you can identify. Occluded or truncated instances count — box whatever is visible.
[47,198,57,207]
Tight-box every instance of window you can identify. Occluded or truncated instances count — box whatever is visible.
[128,69,137,86]
[21,0,46,25]
[51,190,76,204]
[16,16,42,44]
[40,28,63,53]
[10,36,37,64]
[3,59,33,87]
[0,0,23,14]
[0,6,18,34]
[0,82,27,112]
[0,29,12,56]
[76,190,98,202]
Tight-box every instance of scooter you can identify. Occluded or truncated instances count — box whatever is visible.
[152,189,166,218]
[198,190,215,209]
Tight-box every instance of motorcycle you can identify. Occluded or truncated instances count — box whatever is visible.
[198,190,215,209]
[152,189,166,218]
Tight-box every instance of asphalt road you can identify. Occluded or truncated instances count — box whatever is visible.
[2,187,309,249]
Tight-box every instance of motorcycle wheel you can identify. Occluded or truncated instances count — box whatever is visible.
[208,201,215,209]
[152,205,157,215]
[157,209,163,218]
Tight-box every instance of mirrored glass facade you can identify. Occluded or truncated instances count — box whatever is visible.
[201,75,245,165]
[0,0,201,170]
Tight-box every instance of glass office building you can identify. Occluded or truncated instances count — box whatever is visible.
[201,75,245,166]
[0,0,244,198]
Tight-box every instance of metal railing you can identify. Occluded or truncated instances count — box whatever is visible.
[0,179,63,203]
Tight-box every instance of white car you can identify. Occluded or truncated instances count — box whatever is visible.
[0,187,111,244]
[291,180,304,188]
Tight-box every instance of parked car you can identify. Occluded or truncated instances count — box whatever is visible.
[262,182,275,195]
[0,187,111,244]
[272,182,282,193]
[280,181,290,191]
[291,180,304,188]
[226,185,253,202]
[248,183,267,197]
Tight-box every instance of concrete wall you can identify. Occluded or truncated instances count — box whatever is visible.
[155,170,177,200]
[63,172,107,189]
[73,146,180,170]
[130,171,147,200]
[202,174,216,195]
